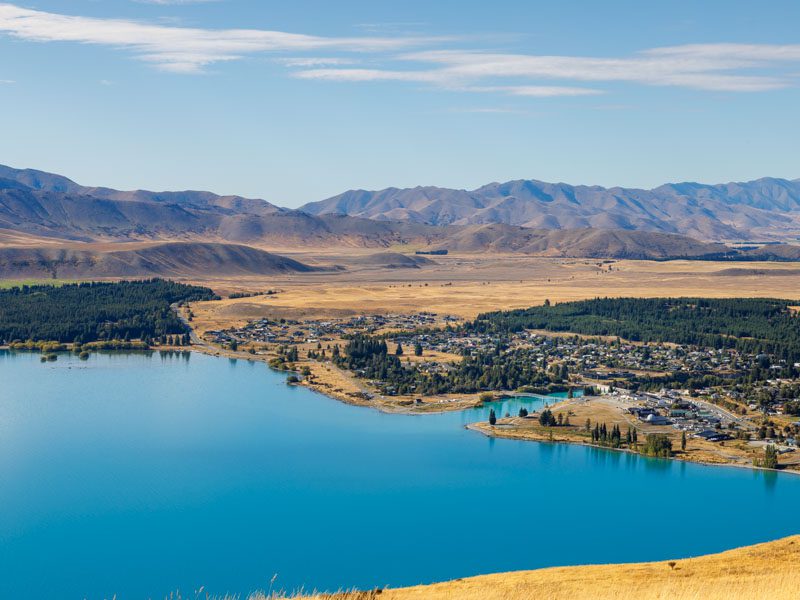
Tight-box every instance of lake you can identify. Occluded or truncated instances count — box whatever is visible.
[1,351,798,599]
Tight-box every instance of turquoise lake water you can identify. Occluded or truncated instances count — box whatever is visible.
[1,350,798,599]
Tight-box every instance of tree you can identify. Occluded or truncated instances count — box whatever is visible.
[395,343,404,356]
[489,409,497,426]
[642,434,673,458]
[518,407,529,417]
[414,343,423,357]
[539,408,555,427]
[756,444,779,469]
[681,431,687,451]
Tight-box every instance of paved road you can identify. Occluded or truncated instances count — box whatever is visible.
[691,397,755,431]
[172,303,205,347]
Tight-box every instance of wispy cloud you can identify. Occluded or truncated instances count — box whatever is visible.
[278,57,357,68]
[0,3,798,98]
[291,44,800,95]
[0,3,437,73]
[134,0,223,5]
[0,78,14,84]
[449,107,530,115]
[293,67,603,97]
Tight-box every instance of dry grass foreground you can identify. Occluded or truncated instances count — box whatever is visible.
[256,535,800,600]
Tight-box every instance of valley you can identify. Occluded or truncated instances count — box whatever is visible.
[5,2,800,596]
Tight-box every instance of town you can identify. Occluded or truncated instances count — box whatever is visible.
[198,299,800,470]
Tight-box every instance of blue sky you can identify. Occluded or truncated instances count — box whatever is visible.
[0,1,799,207]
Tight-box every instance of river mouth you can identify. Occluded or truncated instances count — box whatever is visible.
[0,351,795,599]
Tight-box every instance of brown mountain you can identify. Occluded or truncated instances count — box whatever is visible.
[301,177,800,241]
[1,164,799,267]
[0,175,437,247]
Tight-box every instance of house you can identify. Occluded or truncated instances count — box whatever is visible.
[645,414,671,426]
[630,407,655,420]
[695,430,731,442]
[669,409,695,419]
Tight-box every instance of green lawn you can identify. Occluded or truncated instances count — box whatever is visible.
[0,279,82,289]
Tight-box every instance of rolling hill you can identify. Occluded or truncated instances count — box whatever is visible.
[431,225,733,259]
[0,242,327,279]
[301,177,800,242]
[286,535,800,600]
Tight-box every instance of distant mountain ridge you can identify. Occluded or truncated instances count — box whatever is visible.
[301,177,800,241]
[1,164,800,265]
[0,165,437,247]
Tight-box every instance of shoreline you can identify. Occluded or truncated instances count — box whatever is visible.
[178,340,480,415]
[8,341,798,475]
[170,341,800,475]
[466,421,799,476]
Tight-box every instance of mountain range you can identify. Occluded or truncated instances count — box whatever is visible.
[1,164,799,273]
[0,165,438,248]
[301,178,800,242]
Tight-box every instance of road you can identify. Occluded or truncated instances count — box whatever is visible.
[691,397,755,431]
[172,303,205,347]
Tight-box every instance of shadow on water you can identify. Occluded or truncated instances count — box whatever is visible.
[756,468,780,493]
[158,350,192,362]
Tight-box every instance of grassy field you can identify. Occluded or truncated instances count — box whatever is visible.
[253,535,800,600]
[0,278,80,289]
[187,255,800,329]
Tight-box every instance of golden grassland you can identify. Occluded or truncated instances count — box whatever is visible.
[251,535,800,600]
[187,255,800,327]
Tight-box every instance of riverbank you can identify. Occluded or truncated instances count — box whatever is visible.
[283,535,800,600]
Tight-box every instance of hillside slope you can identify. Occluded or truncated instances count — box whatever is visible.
[348,252,434,269]
[287,535,800,600]
[433,225,733,259]
[0,242,325,278]
[302,177,800,241]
